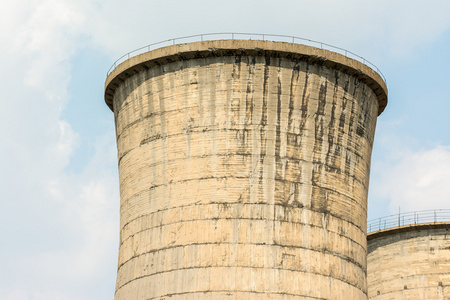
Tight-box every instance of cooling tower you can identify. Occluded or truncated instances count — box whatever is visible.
[105,39,387,299]
[368,223,450,299]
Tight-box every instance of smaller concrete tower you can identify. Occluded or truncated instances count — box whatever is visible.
[368,222,450,299]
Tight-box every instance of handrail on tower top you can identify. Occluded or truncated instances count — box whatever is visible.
[106,32,387,84]
[367,209,450,233]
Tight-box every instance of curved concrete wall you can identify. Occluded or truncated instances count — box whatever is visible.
[105,40,387,299]
[368,223,450,299]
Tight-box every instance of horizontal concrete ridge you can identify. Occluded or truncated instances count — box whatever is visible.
[367,222,450,242]
[104,40,388,115]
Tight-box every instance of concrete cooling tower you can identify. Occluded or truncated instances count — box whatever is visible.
[368,221,450,299]
[104,38,387,299]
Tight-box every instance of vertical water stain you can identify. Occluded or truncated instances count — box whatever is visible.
[260,56,270,126]
[299,63,310,135]
[288,63,300,132]
[245,56,256,125]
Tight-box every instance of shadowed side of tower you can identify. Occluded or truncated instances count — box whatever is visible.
[105,40,387,300]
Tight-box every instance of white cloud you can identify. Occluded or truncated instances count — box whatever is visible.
[2,289,90,300]
[0,132,119,300]
[371,144,450,214]
[369,132,450,213]
[0,1,118,299]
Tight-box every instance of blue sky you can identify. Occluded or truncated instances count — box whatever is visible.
[1,0,450,299]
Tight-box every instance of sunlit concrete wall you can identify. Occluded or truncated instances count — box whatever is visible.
[368,223,450,300]
[105,40,387,300]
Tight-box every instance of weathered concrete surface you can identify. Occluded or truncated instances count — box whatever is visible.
[105,40,387,299]
[368,223,450,299]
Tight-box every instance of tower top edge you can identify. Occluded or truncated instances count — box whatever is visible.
[367,222,450,242]
[104,39,388,114]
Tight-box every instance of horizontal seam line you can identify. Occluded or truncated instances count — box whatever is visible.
[115,265,366,296]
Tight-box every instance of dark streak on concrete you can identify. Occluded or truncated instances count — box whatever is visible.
[299,63,310,136]
[288,63,300,132]
[261,56,270,126]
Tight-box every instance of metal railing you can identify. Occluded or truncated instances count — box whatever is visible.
[106,33,386,83]
[368,209,450,233]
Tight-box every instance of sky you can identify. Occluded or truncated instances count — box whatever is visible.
[1,0,450,299]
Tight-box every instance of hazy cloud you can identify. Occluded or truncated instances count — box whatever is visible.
[0,1,118,299]
[373,145,450,213]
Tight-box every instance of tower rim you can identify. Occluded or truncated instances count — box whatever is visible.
[367,222,450,242]
[104,39,388,115]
